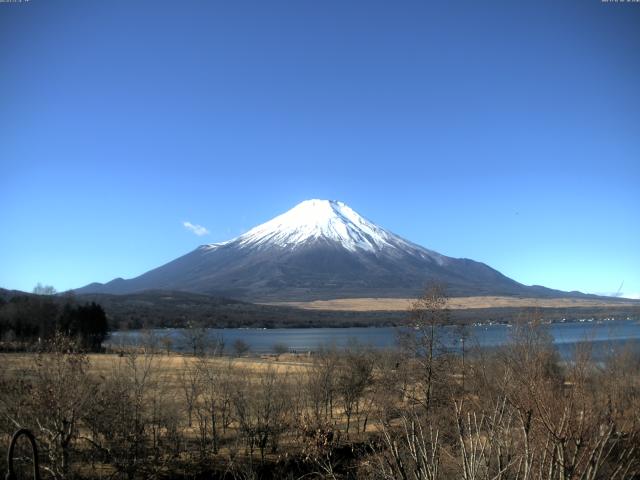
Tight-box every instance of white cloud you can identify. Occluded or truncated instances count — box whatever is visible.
[183,221,209,236]
[622,292,640,300]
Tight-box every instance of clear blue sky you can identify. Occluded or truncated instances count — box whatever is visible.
[1,0,639,298]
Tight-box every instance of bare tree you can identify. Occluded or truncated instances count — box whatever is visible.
[6,334,95,479]
[33,283,57,295]
[83,350,163,480]
[179,358,201,428]
[194,349,236,457]
[160,335,173,355]
[336,344,374,435]
[399,283,451,414]
[371,349,409,426]
[469,314,640,480]
[233,338,250,357]
[305,345,339,424]
[272,342,288,359]
[233,367,291,463]
[377,412,442,480]
[181,321,210,356]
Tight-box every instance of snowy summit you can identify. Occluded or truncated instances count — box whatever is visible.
[208,199,424,253]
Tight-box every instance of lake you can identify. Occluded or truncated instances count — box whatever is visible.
[107,318,640,360]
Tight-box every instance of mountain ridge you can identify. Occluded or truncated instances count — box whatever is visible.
[76,199,596,301]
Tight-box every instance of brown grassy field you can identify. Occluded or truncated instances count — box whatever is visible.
[0,351,313,379]
[2,330,639,480]
[266,295,639,311]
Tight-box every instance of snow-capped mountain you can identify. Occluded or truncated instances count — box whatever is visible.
[231,199,439,254]
[76,199,568,300]
[205,199,444,260]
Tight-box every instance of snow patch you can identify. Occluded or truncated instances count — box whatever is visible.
[200,241,229,251]
[199,199,445,264]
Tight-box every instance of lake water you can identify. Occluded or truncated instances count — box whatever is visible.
[107,319,640,360]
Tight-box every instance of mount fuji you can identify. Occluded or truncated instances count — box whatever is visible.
[76,199,575,301]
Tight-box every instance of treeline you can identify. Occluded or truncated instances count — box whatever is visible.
[0,294,108,351]
[1,320,639,479]
[74,290,402,329]
[70,290,640,330]
[2,288,638,331]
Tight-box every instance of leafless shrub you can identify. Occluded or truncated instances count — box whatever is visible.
[179,357,201,428]
[194,357,237,457]
[305,345,339,425]
[233,339,251,357]
[336,344,375,435]
[232,366,291,463]
[82,350,173,479]
[0,334,94,479]
[398,283,452,414]
[377,412,442,480]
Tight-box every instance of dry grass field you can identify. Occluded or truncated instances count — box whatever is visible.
[2,326,640,480]
[0,351,313,380]
[267,295,639,311]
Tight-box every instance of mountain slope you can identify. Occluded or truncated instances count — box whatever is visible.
[76,199,579,301]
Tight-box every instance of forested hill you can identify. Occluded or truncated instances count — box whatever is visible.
[0,288,108,350]
[2,288,638,332]
[73,290,401,329]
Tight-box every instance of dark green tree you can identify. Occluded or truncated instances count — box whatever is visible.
[57,302,109,351]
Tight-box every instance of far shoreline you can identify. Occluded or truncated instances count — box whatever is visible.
[108,312,640,332]
[263,295,640,312]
